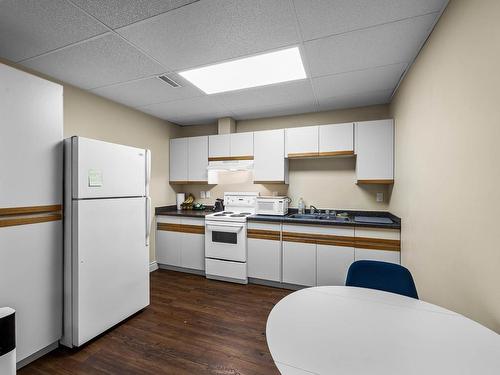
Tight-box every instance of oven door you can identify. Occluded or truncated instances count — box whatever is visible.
[205,221,246,262]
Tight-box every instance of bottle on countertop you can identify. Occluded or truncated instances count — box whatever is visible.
[298,197,305,215]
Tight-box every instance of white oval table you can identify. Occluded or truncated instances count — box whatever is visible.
[266,286,500,375]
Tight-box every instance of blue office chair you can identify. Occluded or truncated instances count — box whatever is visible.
[345,260,418,299]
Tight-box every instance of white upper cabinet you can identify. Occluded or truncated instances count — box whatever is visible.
[285,126,319,157]
[170,138,188,183]
[355,119,394,183]
[208,134,230,159]
[319,123,354,156]
[188,136,208,182]
[254,129,288,184]
[230,132,254,157]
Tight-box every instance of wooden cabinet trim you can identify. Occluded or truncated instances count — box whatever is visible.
[157,223,205,235]
[282,231,401,251]
[169,180,208,185]
[318,150,354,157]
[253,180,286,184]
[208,156,253,161]
[0,204,62,216]
[0,213,62,228]
[356,179,394,185]
[287,152,319,159]
[247,229,280,241]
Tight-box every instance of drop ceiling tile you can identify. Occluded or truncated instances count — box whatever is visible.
[293,0,447,41]
[312,63,406,101]
[71,0,199,29]
[91,74,203,107]
[0,0,107,62]
[21,33,164,89]
[117,0,300,71]
[138,95,233,124]
[215,80,316,113]
[232,102,318,121]
[304,13,438,77]
[317,89,393,112]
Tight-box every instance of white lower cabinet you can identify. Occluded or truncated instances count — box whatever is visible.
[156,216,205,271]
[354,227,401,265]
[282,241,316,286]
[248,222,281,282]
[354,248,400,264]
[317,244,354,286]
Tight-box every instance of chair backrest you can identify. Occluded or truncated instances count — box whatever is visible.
[345,260,418,299]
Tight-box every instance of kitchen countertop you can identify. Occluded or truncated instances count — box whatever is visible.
[155,205,214,218]
[248,209,401,229]
[156,206,401,229]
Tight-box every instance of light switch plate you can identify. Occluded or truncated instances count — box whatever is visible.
[376,192,384,202]
[205,190,211,198]
[200,191,206,199]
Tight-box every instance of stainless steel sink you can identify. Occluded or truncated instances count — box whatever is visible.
[288,213,350,222]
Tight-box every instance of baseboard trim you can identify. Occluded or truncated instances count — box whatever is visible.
[248,278,305,291]
[17,341,58,369]
[149,261,159,272]
[158,264,205,276]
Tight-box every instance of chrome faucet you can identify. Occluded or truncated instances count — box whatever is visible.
[310,205,319,214]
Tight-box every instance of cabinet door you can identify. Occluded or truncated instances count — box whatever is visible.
[209,134,230,158]
[282,241,316,286]
[285,126,319,157]
[254,129,288,183]
[181,233,205,270]
[156,217,181,266]
[230,132,254,157]
[180,218,205,270]
[317,245,354,286]
[248,239,281,281]
[188,136,208,182]
[170,138,188,182]
[355,120,394,182]
[319,123,354,155]
[354,249,400,264]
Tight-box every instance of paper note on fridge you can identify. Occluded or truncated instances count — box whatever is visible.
[88,169,103,187]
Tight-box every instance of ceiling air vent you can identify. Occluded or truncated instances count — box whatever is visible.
[158,75,181,88]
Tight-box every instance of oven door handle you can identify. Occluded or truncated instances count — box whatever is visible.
[206,224,244,233]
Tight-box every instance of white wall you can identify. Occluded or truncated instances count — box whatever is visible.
[390,0,500,332]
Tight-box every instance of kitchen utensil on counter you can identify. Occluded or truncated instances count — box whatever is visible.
[213,198,224,212]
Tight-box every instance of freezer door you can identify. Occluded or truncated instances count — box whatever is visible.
[0,63,62,208]
[71,197,149,346]
[0,221,62,362]
[71,137,146,199]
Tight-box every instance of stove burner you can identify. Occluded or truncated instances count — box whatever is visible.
[221,211,234,214]
[240,212,252,215]
[230,214,247,217]
[214,213,226,216]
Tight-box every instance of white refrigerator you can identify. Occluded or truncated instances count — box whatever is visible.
[62,136,151,348]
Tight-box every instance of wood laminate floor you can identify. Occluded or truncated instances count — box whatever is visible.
[19,269,291,375]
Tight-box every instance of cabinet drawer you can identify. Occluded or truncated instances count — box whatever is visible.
[354,248,400,265]
[156,215,181,224]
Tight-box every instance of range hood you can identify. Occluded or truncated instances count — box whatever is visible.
[206,117,254,184]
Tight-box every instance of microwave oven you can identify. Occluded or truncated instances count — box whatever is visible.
[256,196,290,216]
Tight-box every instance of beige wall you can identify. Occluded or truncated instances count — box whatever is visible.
[390,0,500,332]
[1,58,179,262]
[176,105,392,210]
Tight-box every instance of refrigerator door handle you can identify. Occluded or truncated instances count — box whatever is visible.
[145,149,151,197]
[146,197,152,246]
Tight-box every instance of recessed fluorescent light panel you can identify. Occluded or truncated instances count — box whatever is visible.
[179,47,306,94]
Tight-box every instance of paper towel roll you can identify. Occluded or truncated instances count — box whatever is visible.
[176,193,185,210]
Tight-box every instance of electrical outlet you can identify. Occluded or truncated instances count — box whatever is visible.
[376,192,384,202]
[205,190,211,198]
[200,191,206,199]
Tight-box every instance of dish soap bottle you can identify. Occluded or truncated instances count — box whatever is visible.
[298,197,305,214]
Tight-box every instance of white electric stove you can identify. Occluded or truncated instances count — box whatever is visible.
[205,192,258,284]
